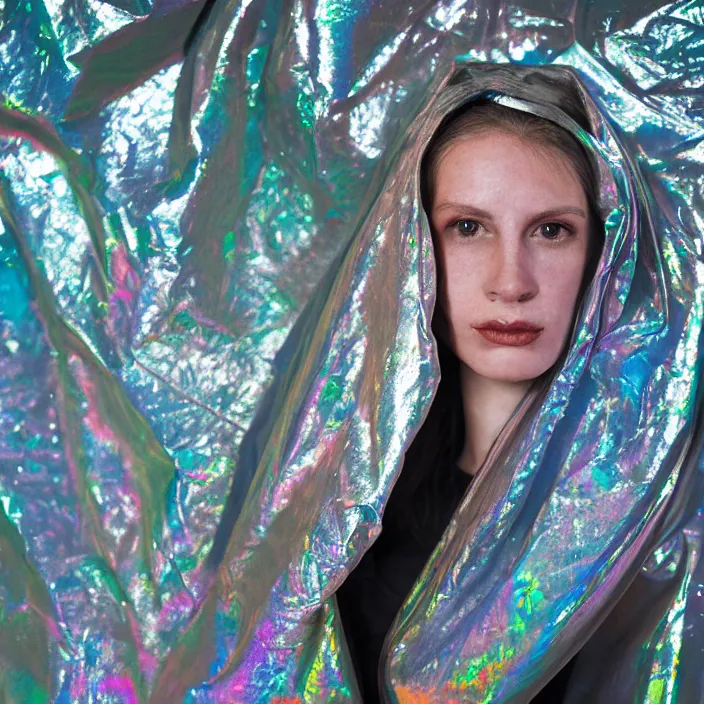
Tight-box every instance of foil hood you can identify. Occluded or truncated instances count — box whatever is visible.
[210,63,703,702]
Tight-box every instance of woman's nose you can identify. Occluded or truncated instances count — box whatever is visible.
[484,238,539,303]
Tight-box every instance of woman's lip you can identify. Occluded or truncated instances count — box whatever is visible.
[474,328,542,347]
[474,321,543,332]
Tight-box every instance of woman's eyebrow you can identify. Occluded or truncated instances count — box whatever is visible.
[529,206,587,220]
[433,203,494,219]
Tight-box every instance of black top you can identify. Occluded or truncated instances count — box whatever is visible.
[335,463,575,702]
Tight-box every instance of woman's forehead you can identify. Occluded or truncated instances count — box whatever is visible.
[431,132,588,209]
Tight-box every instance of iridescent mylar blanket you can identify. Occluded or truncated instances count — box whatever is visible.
[1,1,703,702]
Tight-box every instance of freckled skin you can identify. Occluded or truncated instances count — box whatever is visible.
[430,131,590,384]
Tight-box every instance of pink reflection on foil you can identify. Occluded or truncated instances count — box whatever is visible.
[99,674,139,702]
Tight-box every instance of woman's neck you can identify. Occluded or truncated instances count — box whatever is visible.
[456,364,532,476]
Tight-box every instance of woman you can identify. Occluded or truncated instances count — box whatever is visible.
[194,62,702,703]
[191,63,701,704]
[336,77,605,702]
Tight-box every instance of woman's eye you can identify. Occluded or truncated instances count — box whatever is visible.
[455,219,480,237]
[538,222,566,239]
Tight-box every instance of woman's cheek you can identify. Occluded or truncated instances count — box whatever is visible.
[444,271,478,326]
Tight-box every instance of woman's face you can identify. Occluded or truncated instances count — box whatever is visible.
[429,130,590,384]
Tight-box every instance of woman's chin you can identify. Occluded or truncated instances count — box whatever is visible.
[463,355,554,385]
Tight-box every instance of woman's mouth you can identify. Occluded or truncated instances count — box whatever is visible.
[472,320,543,347]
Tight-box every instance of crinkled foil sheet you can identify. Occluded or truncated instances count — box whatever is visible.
[1,1,703,702]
